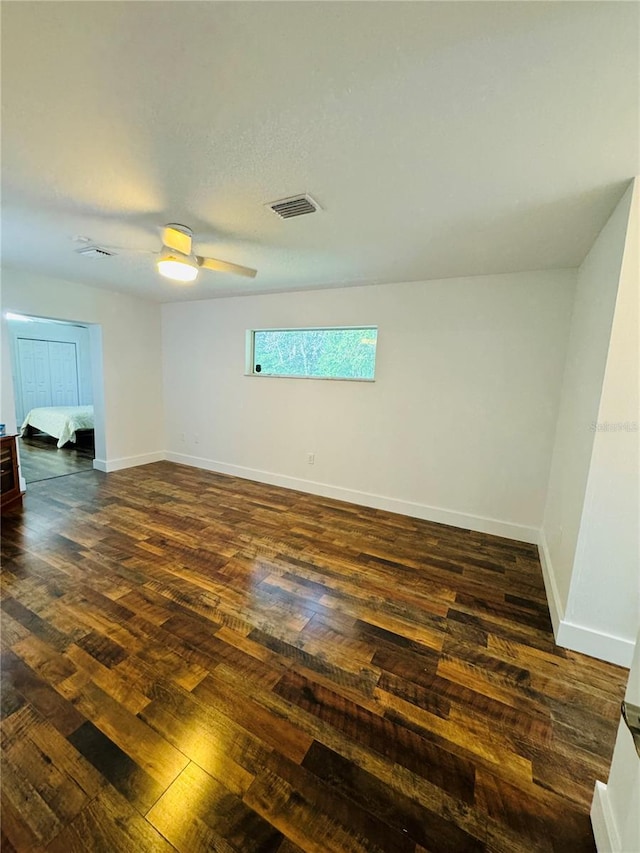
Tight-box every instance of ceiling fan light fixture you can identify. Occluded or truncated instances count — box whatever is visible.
[156,252,199,283]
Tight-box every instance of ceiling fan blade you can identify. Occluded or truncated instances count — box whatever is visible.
[100,245,157,255]
[197,256,258,278]
[162,226,192,256]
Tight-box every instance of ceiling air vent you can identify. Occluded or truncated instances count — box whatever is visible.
[266,194,321,219]
[75,246,116,258]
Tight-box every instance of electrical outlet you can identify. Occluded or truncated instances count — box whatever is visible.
[180,432,185,443]
[307,452,315,465]
[194,434,200,445]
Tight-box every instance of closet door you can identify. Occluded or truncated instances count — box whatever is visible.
[48,341,79,406]
[17,338,52,420]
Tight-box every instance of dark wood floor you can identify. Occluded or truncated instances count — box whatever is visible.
[0,462,628,852]
[18,433,94,484]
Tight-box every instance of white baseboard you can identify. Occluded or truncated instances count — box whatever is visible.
[164,451,539,544]
[93,451,165,473]
[557,621,634,669]
[537,528,563,637]
[591,781,619,853]
[14,441,27,492]
[537,528,634,668]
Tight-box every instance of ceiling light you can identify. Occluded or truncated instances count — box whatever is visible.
[156,252,199,283]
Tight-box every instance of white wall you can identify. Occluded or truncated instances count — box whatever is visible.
[8,318,94,424]
[0,312,26,491]
[162,269,575,541]
[541,185,633,614]
[0,269,164,470]
[592,630,640,852]
[567,181,639,662]
[540,181,638,666]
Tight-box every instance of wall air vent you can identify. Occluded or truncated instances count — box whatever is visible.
[266,194,321,219]
[75,246,116,258]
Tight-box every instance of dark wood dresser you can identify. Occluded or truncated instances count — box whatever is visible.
[1,435,24,514]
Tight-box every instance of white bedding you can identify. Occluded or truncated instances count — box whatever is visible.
[21,406,94,448]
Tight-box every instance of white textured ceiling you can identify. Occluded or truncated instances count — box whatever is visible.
[1,1,638,303]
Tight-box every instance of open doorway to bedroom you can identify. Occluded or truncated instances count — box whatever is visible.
[7,312,101,484]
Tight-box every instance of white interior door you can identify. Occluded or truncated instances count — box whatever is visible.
[16,337,80,423]
[17,338,52,421]
[48,341,79,406]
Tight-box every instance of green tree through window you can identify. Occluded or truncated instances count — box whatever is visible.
[252,327,377,380]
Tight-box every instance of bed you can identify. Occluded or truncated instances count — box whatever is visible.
[20,405,94,449]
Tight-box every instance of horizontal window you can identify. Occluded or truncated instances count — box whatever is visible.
[247,326,378,380]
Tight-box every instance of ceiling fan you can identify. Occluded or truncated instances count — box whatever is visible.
[154,224,257,283]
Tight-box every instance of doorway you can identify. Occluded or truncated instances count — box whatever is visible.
[7,313,98,484]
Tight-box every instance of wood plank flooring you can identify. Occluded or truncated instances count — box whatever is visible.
[0,462,628,852]
[18,434,94,484]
